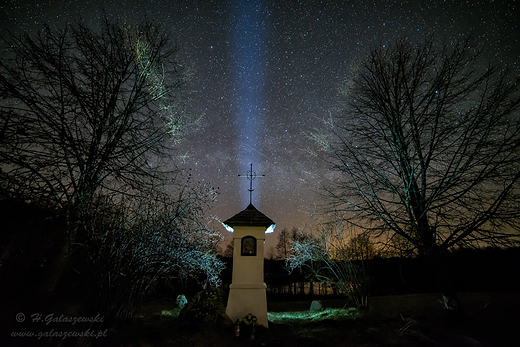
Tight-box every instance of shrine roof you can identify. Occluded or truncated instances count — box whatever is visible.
[222,203,275,231]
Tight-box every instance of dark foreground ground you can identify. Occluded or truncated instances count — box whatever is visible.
[3,292,519,346]
[103,292,520,347]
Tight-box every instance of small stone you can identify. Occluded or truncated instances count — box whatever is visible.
[310,300,323,312]
[176,294,188,309]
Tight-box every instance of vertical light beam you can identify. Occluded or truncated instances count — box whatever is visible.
[231,0,266,206]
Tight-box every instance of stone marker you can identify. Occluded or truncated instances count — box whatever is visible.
[310,300,323,312]
[176,294,188,309]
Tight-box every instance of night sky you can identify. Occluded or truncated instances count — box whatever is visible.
[2,0,519,250]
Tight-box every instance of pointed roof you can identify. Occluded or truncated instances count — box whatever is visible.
[223,203,275,229]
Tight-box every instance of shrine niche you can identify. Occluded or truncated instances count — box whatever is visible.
[241,236,256,256]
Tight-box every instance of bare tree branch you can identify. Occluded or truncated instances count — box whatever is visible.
[0,18,196,243]
[315,35,520,255]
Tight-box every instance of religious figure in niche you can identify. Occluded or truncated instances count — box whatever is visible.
[241,236,256,256]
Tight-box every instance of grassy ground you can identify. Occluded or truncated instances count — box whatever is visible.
[53,292,520,346]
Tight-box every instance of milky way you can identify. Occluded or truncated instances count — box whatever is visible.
[2,0,518,250]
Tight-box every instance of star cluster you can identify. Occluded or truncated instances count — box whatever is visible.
[2,0,518,248]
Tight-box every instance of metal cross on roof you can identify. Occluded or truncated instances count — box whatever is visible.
[239,163,265,205]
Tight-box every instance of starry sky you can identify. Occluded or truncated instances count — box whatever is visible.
[2,0,519,250]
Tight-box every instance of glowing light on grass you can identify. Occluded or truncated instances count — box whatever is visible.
[160,309,177,317]
[267,308,358,325]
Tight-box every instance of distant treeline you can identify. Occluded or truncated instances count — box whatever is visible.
[2,197,518,303]
[221,248,520,300]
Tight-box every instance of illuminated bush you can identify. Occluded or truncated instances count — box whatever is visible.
[286,213,369,308]
[78,184,224,322]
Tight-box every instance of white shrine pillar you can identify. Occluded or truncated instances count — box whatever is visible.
[222,203,275,328]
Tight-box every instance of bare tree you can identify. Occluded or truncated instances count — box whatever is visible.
[222,239,235,258]
[312,35,520,311]
[314,36,520,255]
[348,234,378,261]
[286,212,369,308]
[0,19,222,311]
[275,227,291,260]
[290,226,300,242]
[0,18,197,246]
[383,232,417,259]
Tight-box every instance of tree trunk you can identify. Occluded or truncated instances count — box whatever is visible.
[424,247,464,320]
